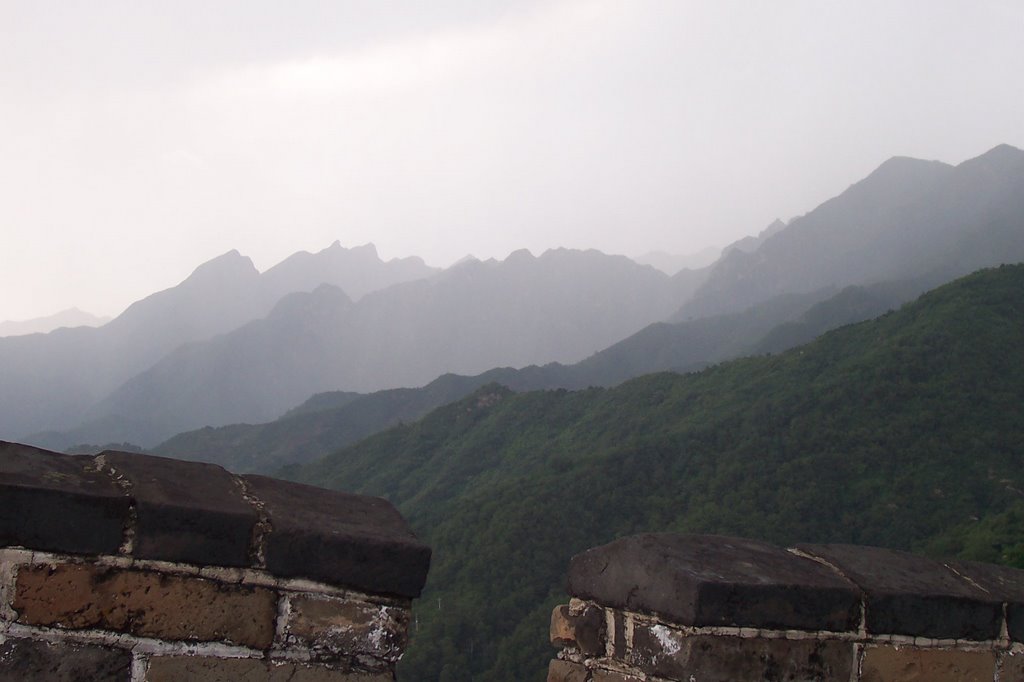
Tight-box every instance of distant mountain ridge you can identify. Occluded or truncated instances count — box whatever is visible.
[0,308,110,337]
[677,144,1024,319]
[64,248,700,445]
[153,276,920,474]
[0,242,436,439]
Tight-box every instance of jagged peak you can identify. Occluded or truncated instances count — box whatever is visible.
[188,249,258,280]
[955,143,1024,173]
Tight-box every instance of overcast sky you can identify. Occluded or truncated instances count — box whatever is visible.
[2,0,1022,321]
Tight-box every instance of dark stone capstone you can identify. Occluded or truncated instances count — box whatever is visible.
[797,543,1003,640]
[943,558,1024,643]
[99,450,257,567]
[0,441,128,555]
[568,533,861,632]
[242,474,431,598]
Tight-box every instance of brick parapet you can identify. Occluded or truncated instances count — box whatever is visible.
[550,534,1024,682]
[1,442,431,681]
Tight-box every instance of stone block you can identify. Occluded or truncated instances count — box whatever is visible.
[284,595,409,663]
[945,558,1024,643]
[860,646,995,682]
[547,659,588,682]
[568,533,860,631]
[797,543,1002,640]
[98,451,256,567]
[145,657,393,681]
[14,563,276,648]
[0,637,131,681]
[628,627,854,681]
[550,603,604,655]
[0,441,128,555]
[242,475,430,597]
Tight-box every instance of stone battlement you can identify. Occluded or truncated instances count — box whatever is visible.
[0,441,431,681]
[549,533,1024,682]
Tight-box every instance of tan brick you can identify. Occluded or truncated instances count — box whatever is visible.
[145,656,392,681]
[284,595,409,662]
[861,646,995,682]
[547,659,588,682]
[550,603,605,655]
[14,563,276,648]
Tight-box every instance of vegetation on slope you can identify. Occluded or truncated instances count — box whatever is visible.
[292,264,1024,680]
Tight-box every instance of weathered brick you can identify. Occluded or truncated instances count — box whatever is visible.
[284,595,409,663]
[145,656,393,681]
[0,637,131,682]
[628,626,854,681]
[550,603,604,655]
[1000,651,1024,680]
[861,646,995,682]
[547,659,588,682]
[14,563,276,648]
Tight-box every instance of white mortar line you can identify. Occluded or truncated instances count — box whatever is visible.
[130,651,149,682]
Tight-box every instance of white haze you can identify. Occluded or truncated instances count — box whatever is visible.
[1,0,1022,320]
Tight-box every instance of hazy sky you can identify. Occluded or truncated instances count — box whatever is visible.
[2,0,1022,321]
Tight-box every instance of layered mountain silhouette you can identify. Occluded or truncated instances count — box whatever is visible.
[152,280,914,474]
[9,144,1024,452]
[52,249,697,445]
[0,243,435,439]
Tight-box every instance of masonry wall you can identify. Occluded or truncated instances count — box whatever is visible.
[0,441,431,681]
[549,534,1024,682]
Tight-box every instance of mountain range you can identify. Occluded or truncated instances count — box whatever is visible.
[0,243,435,439]
[9,144,1024,457]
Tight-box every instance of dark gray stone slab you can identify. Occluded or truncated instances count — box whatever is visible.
[567,533,860,631]
[242,475,431,597]
[0,637,131,681]
[797,543,1002,640]
[99,451,257,567]
[944,559,1024,643]
[0,441,128,555]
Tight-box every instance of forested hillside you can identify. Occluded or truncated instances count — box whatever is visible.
[292,265,1024,681]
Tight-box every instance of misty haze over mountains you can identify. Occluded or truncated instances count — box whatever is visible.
[0,308,111,337]
[5,144,1024,453]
